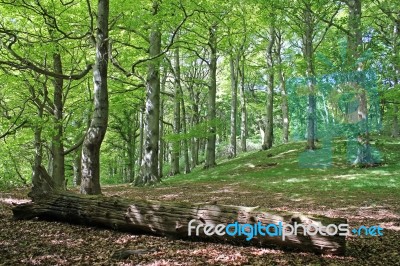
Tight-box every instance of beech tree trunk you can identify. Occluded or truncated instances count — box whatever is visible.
[228,54,238,158]
[44,18,66,190]
[127,127,136,183]
[179,82,191,174]
[276,31,289,143]
[138,108,144,167]
[347,0,373,165]
[282,89,289,144]
[187,81,200,169]
[347,0,362,64]
[303,4,317,150]
[136,2,161,185]
[159,72,167,177]
[32,101,47,194]
[239,55,247,152]
[181,95,191,174]
[171,40,181,175]
[393,104,399,137]
[190,109,200,169]
[263,24,275,150]
[205,24,218,169]
[391,19,399,138]
[80,0,109,194]
[73,148,82,186]
[51,52,66,190]
[13,192,346,255]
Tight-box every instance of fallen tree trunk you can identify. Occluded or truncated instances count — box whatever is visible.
[12,192,346,255]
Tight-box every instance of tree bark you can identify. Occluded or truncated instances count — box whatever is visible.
[43,15,66,190]
[263,25,276,150]
[303,4,317,150]
[80,0,109,195]
[239,55,247,152]
[171,40,181,175]
[73,147,82,186]
[189,89,200,169]
[138,108,144,168]
[136,2,161,185]
[228,54,238,158]
[347,0,373,165]
[51,52,66,190]
[347,0,362,64]
[127,126,136,183]
[176,61,191,174]
[392,105,399,137]
[31,102,49,195]
[391,18,399,138]
[13,192,346,255]
[205,24,218,169]
[159,72,167,178]
[181,92,191,174]
[276,32,289,143]
[190,113,200,169]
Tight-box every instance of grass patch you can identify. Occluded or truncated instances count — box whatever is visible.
[157,138,400,210]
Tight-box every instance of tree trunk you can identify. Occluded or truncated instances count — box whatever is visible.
[239,55,247,152]
[13,192,347,255]
[393,105,399,137]
[280,76,289,144]
[263,25,276,150]
[127,138,136,183]
[117,110,137,183]
[133,132,138,181]
[188,85,200,169]
[391,19,399,138]
[159,72,167,178]
[136,2,161,185]
[80,0,109,195]
[190,128,199,169]
[347,0,362,64]
[228,54,237,158]
[171,40,181,175]
[45,16,65,190]
[31,103,49,195]
[347,0,373,165]
[139,108,144,167]
[200,138,206,159]
[29,81,57,197]
[51,52,66,190]
[276,32,289,143]
[303,4,316,150]
[205,24,218,169]
[172,36,188,171]
[191,126,200,169]
[180,87,191,174]
[73,148,82,186]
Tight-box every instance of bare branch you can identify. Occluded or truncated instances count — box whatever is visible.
[0,30,93,80]
[63,133,85,155]
[130,5,195,74]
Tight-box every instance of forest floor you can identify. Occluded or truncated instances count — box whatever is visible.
[1,138,400,265]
